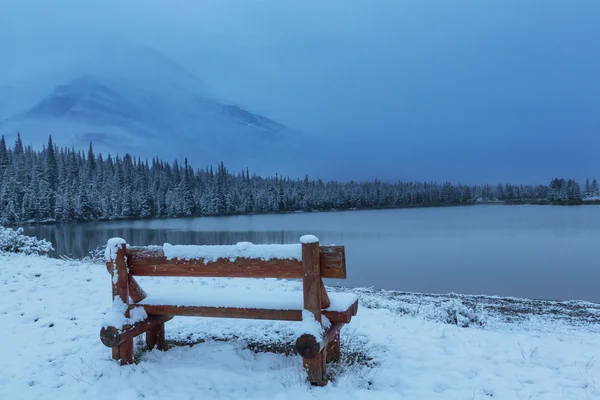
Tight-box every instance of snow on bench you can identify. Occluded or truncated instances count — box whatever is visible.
[163,242,302,263]
[134,288,358,323]
[138,289,357,312]
[102,235,358,386]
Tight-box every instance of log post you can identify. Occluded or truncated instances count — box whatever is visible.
[146,325,156,350]
[295,323,343,359]
[107,249,120,361]
[156,322,167,350]
[146,322,167,351]
[301,238,327,386]
[114,242,134,365]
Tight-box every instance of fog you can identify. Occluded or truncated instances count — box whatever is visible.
[1,1,599,182]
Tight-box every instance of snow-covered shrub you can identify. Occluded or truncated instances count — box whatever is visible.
[437,299,485,327]
[325,331,378,387]
[0,226,54,255]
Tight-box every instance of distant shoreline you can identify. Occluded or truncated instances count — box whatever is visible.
[9,199,600,227]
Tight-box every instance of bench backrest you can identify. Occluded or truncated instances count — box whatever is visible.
[126,244,346,279]
[105,237,344,307]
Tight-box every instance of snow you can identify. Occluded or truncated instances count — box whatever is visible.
[2,253,600,399]
[322,315,331,329]
[0,226,53,255]
[163,242,302,262]
[104,237,126,261]
[299,235,319,244]
[296,310,324,339]
[102,298,149,329]
[138,287,357,312]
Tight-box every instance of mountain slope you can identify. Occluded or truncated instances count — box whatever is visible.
[0,46,312,177]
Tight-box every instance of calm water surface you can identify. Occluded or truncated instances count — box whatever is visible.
[22,205,600,302]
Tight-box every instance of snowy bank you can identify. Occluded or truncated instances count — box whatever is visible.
[1,253,600,399]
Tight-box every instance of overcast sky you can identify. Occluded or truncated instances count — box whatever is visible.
[1,1,599,183]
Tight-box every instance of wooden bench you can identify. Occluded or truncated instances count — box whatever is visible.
[101,235,359,386]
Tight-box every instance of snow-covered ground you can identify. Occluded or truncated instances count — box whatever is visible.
[2,253,600,399]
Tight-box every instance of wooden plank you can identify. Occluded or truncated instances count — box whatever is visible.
[101,315,173,348]
[131,304,356,323]
[302,240,327,386]
[126,245,346,279]
[320,245,346,279]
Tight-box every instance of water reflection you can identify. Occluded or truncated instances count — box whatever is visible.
[25,224,308,258]
[20,206,600,302]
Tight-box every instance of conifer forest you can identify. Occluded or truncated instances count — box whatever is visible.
[0,134,598,224]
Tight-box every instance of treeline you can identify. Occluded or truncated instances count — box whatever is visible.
[0,134,598,224]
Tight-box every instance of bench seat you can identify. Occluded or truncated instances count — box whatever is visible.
[131,290,359,323]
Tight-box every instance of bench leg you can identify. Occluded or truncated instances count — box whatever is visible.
[304,350,327,386]
[117,339,134,365]
[326,330,341,363]
[156,322,167,350]
[146,322,167,351]
[146,326,156,350]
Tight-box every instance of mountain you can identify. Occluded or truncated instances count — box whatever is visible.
[0,45,313,177]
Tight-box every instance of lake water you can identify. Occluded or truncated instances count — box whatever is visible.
[22,205,600,302]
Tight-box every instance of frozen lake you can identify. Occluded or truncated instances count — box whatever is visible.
[23,205,600,302]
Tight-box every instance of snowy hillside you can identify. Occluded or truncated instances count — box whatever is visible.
[1,253,600,399]
[0,45,312,177]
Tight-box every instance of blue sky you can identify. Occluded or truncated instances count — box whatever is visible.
[0,1,599,183]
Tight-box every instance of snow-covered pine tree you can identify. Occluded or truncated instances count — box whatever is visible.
[591,178,600,197]
[0,134,592,224]
[585,178,591,199]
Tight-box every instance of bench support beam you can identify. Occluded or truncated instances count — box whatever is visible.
[108,243,135,365]
[295,323,344,360]
[101,315,173,348]
[302,240,327,386]
[326,330,341,363]
[128,302,357,323]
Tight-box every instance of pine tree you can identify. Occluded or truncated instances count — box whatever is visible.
[46,136,59,217]
[0,135,8,181]
[180,158,194,216]
[87,142,96,180]
[584,178,591,199]
[1,134,594,225]
[591,179,600,197]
